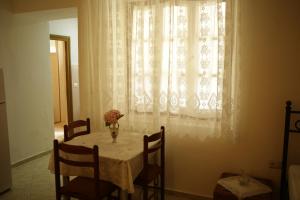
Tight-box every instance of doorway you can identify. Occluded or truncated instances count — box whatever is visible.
[49,34,73,139]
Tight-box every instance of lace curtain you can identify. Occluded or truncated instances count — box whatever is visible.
[79,0,239,139]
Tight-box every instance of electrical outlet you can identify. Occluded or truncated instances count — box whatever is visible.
[269,161,281,169]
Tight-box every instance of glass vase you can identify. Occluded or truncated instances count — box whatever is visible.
[109,123,119,143]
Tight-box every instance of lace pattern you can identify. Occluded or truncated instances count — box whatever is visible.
[81,0,239,139]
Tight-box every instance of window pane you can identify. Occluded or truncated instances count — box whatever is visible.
[131,1,226,116]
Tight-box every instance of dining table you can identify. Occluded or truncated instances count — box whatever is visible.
[48,130,154,196]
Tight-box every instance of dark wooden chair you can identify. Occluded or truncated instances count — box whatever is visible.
[53,139,120,200]
[129,126,165,200]
[64,118,90,142]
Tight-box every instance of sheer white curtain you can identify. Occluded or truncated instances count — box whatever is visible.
[79,0,239,139]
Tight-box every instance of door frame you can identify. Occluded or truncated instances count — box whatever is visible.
[50,34,73,123]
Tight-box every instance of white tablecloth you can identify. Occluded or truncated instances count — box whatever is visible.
[217,176,272,199]
[48,131,148,193]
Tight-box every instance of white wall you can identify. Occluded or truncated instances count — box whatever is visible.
[8,16,54,164]
[49,18,80,120]
[2,8,77,164]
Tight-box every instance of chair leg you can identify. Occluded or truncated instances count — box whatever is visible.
[143,186,148,200]
[128,193,132,200]
[117,188,121,200]
[161,176,165,200]
[56,193,60,200]
[154,178,159,200]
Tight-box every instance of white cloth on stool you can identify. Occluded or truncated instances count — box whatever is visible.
[217,176,272,199]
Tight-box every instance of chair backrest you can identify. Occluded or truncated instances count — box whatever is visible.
[143,126,165,170]
[53,139,99,199]
[64,118,90,142]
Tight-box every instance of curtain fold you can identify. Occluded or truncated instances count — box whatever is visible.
[79,0,240,139]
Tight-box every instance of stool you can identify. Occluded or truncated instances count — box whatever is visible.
[213,172,273,200]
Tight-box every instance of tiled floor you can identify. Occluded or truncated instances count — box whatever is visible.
[0,154,55,200]
[0,154,209,200]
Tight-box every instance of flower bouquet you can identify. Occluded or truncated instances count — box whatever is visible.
[104,109,124,126]
[104,109,124,143]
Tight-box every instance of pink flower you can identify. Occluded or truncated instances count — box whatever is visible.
[104,109,124,126]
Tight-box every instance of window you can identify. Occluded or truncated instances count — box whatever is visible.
[130,1,226,118]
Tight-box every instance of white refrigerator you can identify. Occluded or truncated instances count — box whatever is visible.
[0,68,12,193]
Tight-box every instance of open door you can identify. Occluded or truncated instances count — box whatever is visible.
[50,35,73,138]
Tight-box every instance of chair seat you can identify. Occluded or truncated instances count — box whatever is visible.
[134,164,161,185]
[61,177,117,200]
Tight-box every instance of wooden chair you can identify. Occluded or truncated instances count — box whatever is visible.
[64,118,90,142]
[53,139,119,200]
[130,126,165,200]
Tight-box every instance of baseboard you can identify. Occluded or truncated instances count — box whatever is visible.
[165,188,213,200]
[11,150,51,167]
